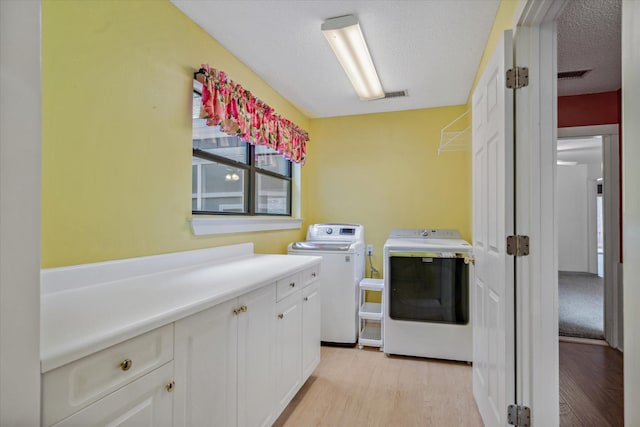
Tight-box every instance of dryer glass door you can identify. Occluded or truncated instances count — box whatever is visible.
[388,252,469,324]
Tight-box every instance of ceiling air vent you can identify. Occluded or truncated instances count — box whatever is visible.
[383,90,408,99]
[558,69,591,80]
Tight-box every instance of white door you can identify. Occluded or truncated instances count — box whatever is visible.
[472,30,515,426]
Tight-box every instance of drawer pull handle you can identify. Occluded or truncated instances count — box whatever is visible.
[120,359,133,371]
[165,381,176,392]
[233,305,248,315]
[278,313,284,319]
[311,272,317,278]
[289,282,296,287]
[304,291,318,302]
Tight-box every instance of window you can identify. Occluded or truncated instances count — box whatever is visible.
[192,91,292,216]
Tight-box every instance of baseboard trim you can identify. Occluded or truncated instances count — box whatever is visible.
[559,336,609,346]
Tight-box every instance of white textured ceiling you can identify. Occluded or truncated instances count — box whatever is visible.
[557,0,621,96]
[172,0,621,118]
[171,0,500,118]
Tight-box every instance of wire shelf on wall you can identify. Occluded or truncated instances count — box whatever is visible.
[438,110,471,155]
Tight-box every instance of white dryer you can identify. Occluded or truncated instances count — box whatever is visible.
[383,229,473,362]
[288,224,365,345]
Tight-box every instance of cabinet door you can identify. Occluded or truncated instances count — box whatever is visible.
[173,298,238,427]
[237,284,277,427]
[275,291,302,414]
[52,362,173,427]
[302,282,321,380]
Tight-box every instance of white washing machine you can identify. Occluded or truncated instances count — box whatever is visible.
[288,224,365,346]
[383,229,473,362]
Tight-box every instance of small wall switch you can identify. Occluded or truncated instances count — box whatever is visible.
[366,244,374,256]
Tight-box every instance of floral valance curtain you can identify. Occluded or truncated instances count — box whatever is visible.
[195,64,308,165]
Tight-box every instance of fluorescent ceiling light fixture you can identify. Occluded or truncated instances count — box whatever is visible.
[557,160,578,166]
[321,15,385,100]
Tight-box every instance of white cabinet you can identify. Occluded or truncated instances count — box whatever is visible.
[42,325,174,427]
[41,247,322,427]
[274,267,321,415]
[274,291,302,415]
[301,282,321,379]
[173,284,276,427]
[173,298,238,427]
[237,284,277,427]
[52,362,174,427]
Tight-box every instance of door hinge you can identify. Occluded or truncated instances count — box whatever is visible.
[506,235,530,256]
[506,66,529,89]
[507,404,531,426]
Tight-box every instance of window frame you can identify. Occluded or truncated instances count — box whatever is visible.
[192,89,293,217]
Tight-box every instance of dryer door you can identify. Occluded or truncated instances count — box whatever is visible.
[388,253,469,325]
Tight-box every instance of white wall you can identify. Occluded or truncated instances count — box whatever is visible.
[586,160,602,274]
[586,161,602,181]
[557,164,590,271]
[623,1,640,424]
[0,1,42,424]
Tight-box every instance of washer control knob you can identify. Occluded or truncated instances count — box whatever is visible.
[326,228,333,234]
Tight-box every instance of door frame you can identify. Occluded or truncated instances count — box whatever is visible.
[0,0,42,424]
[514,0,631,424]
[558,124,622,350]
[621,3,640,423]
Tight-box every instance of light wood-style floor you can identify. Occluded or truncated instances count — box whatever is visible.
[273,346,483,427]
[274,341,624,426]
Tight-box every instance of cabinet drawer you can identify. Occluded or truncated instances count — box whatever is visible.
[276,265,320,302]
[42,324,174,426]
[276,272,300,301]
[300,265,320,287]
[51,362,174,427]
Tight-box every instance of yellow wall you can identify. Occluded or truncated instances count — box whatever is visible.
[468,0,521,104]
[302,0,521,274]
[41,1,309,267]
[42,0,520,269]
[454,0,520,259]
[304,106,470,275]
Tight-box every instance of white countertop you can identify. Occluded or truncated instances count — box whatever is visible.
[41,245,321,373]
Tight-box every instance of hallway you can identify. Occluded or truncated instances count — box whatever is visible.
[560,341,623,426]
